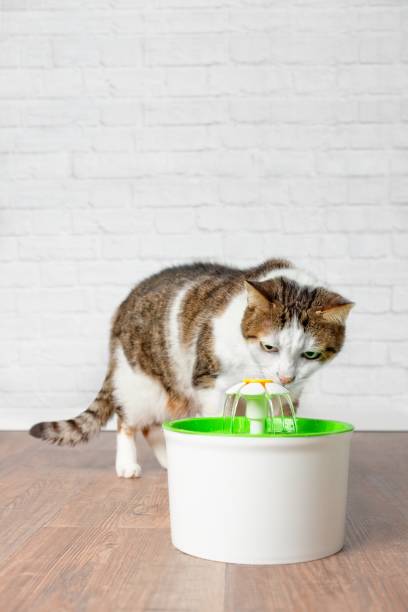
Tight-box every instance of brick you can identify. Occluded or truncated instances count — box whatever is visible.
[89,184,132,208]
[0,314,41,339]
[391,207,408,231]
[23,100,99,127]
[348,313,408,340]
[343,341,388,366]
[145,9,229,33]
[349,124,392,149]
[393,126,408,149]
[230,9,289,32]
[87,127,134,152]
[346,287,391,313]
[393,286,408,312]
[359,35,400,63]
[0,237,18,261]
[392,234,408,257]
[82,68,111,97]
[100,37,143,67]
[8,183,88,209]
[0,341,19,364]
[101,101,143,126]
[40,262,77,286]
[3,12,111,36]
[146,99,228,126]
[141,232,223,259]
[0,40,21,67]
[19,340,100,367]
[15,288,92,313]
[133,178,218,207]
[0,289,16,312]
[0,263,40,287]
[292,68,337,94]
[348,178,388,205]
[53,37,100,67]
[357,9,401,32]
[317,151,387,176]
[231,98,339,124]
[0,103,20,126]
[359,99,400,123]
[19,236,99,261]
[0,153,70,179]
[391,152,408,175]
[0,210,32,235]
[390,178,408,204]
[94,287,130,313]
[197,205,283,233]
[164,67,210,96]
[223,232,266,260]
[30,210,71,235]
[390,342,408,366]
[101,236,141,260]
[41,69,83,97]
[326,260,408,286]
[74,151,248,178]
[229,35,271,64]
[9,126,86,153]
[326,206,393,232]
[255,151,315,177]
[71,208,153,234]
[217,179,257,205]
[282,208,325,233]
[321,366,407,395]
[78,261,149,286]
[256,233,348,258]
[137,126,215,152]
[145,35,227,66]
[0,69,44,97]
[209,67,291,95]
[349,234,390,258]
[155,208,195,234]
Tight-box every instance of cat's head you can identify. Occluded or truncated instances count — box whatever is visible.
[241,278,354,392]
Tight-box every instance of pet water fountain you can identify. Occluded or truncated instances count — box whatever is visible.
[163,379,354,565]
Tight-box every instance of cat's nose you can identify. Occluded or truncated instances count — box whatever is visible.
[279,375,295,385]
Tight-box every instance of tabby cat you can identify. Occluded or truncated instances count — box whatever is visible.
[30,259,353,477]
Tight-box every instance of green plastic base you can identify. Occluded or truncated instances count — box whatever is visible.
[163,416,354,438]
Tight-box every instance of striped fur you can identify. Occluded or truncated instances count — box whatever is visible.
[29,259,353,476]
[29,371,115,446]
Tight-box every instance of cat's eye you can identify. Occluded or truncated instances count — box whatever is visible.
[261,342,278,353]
[302,351,321,360]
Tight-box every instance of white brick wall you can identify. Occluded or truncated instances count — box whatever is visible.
[1,0,408,431]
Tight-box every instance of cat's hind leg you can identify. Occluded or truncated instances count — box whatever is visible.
[143,425,167,469]
[115,417,141,478]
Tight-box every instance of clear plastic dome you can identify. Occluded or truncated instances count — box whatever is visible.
[223,379,297,435]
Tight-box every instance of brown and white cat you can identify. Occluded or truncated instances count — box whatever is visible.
[30,258,353,477]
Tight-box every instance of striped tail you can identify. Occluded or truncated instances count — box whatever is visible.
[29,387,114,446]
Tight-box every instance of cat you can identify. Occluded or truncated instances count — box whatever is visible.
[30,258,354,478]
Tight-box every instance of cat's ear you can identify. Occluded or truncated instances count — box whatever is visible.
[244,280,273,314]
[314,294,354,325]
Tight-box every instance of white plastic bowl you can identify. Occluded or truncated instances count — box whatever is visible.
[163,417,353,565]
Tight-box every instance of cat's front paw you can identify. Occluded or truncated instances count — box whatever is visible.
[116,462,142,478]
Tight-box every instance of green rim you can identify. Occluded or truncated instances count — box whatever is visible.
[163,416,354,438]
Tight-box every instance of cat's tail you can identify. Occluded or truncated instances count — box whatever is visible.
[29,382,115,446]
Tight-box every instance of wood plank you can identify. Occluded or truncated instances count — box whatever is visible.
[0,431,406,612]
[0,527,225,612]
[47,468,169,530]
[0,431,39,478]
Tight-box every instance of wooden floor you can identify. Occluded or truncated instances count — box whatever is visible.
[0,432,407,612]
